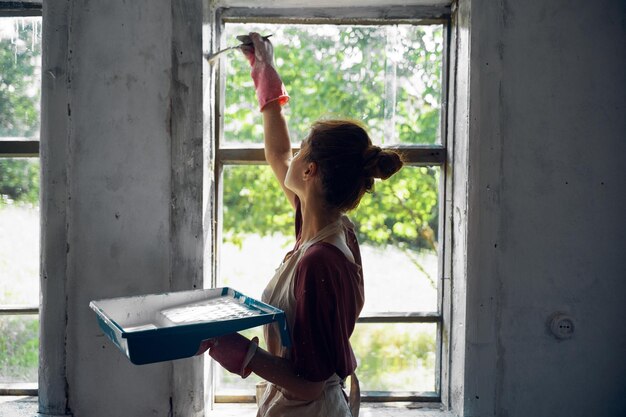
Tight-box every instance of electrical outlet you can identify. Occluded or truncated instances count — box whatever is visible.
[550,313,575,340]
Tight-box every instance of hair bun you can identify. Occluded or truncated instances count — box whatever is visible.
[363,146,403,180]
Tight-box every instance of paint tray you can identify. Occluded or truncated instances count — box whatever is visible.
[90,287,290,365]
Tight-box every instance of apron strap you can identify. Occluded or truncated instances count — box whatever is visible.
[349,372,361,417]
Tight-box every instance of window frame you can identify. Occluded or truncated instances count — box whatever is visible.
[0,1,42,396]
[207,4,452,405]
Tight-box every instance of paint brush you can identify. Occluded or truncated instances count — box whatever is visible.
[204,34,273,64]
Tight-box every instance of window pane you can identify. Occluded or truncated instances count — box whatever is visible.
[222,23,443,146]
[0,158,40,306]
[354,166,440,313]
[219,165,295,299]
[217,165,292,396]
[352,323,436,393]
[217,165,294,395]
[0,17,42,140]
[0,315,39,383]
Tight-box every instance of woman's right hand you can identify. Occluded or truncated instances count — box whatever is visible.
[240,32,289,111]
[240,32,275,68]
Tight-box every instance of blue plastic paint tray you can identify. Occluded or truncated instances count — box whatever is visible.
[90,287,290,365]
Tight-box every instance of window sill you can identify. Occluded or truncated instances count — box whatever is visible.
[210,402,456,417]
[0,397,457,417]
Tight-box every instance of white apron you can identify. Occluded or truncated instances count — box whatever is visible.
[257,218,361,417]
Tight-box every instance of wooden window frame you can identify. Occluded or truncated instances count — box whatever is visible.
[207,4,452,405]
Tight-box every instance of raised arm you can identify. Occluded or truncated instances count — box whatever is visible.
[262,102,296,208]
[242,33,296,208]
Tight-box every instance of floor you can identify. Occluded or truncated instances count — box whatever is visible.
[0,397,456,416]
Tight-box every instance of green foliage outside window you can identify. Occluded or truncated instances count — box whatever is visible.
[0,18,41,207]
[222,24,443,254]
[0,158,39,205]
[0,316,39,383]
[352,324,436,391]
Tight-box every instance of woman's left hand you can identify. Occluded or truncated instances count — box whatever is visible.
[199,333,259,378]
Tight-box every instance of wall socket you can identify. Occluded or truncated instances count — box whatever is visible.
[549,313,575,339]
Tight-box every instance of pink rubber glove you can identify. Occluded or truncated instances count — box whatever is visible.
[240,32,289,111]
[200,333,259,378]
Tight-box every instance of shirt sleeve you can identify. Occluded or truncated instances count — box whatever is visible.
[291,245,359,382]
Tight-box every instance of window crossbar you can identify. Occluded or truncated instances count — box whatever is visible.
[0,1,42,17]
[220,5,450,25]
[217,146,445,166]
[360,391,440,403]
[0,305,39,315]
[0,140,39,157]
[358,311,441,323]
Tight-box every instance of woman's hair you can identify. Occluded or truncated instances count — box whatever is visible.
[303,119,403,212]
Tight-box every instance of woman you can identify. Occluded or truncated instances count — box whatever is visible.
[206,33,403,417]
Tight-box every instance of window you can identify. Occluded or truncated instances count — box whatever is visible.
[206,5,450,405]
[0,11,42,396]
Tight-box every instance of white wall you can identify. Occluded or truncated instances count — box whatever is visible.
[461,0,626,416]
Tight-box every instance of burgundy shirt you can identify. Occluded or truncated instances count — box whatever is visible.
[290,199,365,382]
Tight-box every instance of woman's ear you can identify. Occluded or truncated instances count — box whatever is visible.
[304,162,317,179]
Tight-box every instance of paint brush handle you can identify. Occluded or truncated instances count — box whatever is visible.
[204,45,242,64]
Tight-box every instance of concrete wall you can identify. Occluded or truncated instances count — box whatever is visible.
[40,1,203,416]
[66,2,173,414]
[460,0,626,416]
